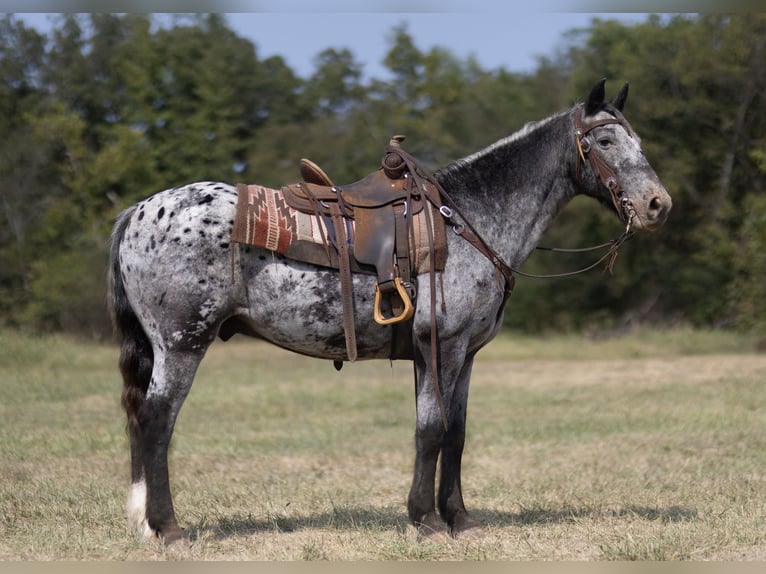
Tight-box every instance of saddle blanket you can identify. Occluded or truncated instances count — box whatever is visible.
[231,183,446,274]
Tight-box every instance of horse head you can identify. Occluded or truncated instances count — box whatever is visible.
[576,79,672,232]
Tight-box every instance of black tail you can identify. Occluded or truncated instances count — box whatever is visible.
[108,206,153,479]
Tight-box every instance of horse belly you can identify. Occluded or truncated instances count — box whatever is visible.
[238,254,395,361]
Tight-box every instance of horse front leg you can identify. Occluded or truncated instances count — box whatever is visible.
[407,342,468,537]
[438,355,481,536]
[407,354,447,537]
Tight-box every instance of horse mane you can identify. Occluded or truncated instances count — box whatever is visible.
[435,108,572,190]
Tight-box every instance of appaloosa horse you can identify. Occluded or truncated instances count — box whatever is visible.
[109,80,671,544]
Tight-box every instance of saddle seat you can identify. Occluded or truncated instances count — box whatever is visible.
[286,161,428,213]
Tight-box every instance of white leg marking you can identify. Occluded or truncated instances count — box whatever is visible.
[127,480,155,540]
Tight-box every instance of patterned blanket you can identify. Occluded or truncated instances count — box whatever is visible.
[231,183,446,274]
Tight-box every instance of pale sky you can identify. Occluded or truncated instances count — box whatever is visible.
[16,9,651,80]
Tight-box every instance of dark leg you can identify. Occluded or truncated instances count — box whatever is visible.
[137,348,205,544]
[407,418,447,535]
[438,356,481,535]
[407,343,469,537]
[407,349,447,535]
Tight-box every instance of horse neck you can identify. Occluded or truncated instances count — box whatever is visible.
[436,109,577,268]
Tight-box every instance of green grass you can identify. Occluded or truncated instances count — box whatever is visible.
[1,328,766,560]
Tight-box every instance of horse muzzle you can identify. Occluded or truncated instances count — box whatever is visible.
[628,186,672,232]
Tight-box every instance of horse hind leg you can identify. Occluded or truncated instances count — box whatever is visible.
[114,295,210,543]
[134,344,209,545]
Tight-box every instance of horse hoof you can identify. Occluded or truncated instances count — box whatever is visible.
[450,513,482,539]
[414,514,451,543]
[161,527,187,547]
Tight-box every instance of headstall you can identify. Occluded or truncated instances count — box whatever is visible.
[573,106,636,228]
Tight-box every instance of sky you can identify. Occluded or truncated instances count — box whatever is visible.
[222,11,648,79]
[13,7,654,80]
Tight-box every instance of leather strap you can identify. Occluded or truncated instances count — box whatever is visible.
[422,197,449,431]
[394,202,410,284]
[385,145,515,297]
[389,201,410,319]
[329,202,357,362]
[453,225,515,297]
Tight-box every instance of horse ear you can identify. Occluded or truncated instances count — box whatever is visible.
[610,82,629,112]
[585,78,607,116]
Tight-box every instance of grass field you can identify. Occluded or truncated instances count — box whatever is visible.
[2,328,766,560]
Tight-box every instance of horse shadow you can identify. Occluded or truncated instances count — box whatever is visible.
[188,505,410,541]
[190,503,698,541]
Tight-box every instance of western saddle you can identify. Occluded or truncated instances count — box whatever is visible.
[281,136,447,363]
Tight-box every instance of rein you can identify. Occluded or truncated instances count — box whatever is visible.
[519,225,634,279]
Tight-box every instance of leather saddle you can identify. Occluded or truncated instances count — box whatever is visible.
[281,136,446,362]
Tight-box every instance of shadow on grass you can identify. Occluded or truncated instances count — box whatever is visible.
[190,503,697,541]
[189,505,410,541]
[473,504,697,526]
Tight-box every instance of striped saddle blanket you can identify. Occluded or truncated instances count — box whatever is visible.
[230,183,446,275]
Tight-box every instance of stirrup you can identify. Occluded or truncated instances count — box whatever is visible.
[373,278,414,325]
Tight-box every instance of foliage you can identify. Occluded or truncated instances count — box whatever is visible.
[1,13,765,337]
[731,193,766,339]
[516,14,766,334]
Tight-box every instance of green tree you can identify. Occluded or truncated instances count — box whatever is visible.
[0,15,48,324]
[536,15,766,330]
[304,47,365,117]
[731,140,766,340]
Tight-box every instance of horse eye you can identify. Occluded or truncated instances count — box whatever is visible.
[598,137,612,148]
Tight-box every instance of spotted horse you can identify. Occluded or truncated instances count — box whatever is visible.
[109,80,672,544]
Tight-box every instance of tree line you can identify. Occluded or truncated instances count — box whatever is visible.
[1,13,765,340]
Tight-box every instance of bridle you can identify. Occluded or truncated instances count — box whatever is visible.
[508,105,639,280]
[573,105,637,228]
[478,105,638,282]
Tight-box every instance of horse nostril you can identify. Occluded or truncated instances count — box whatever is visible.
[643,191,672,228]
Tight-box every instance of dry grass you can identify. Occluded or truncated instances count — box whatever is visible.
[2,328,766,560]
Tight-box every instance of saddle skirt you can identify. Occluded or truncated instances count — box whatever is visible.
[230,183,446,276]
